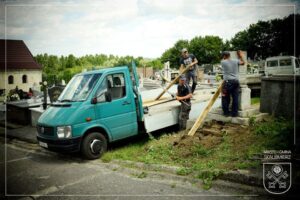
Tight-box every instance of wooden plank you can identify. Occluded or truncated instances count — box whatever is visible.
[143,97,168,104]
[143,98,175,107]
[154,66,191,101]
[187,81,224,136]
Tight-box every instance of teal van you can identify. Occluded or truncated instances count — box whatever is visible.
[37,63,145,159]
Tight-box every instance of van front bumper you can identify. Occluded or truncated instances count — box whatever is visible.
[37,135,82,152]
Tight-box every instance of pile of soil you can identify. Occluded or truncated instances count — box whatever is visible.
[173,120,249,151]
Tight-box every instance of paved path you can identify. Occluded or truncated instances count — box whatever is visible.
[0,138,260,200]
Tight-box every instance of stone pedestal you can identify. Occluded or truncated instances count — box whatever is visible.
[239,85,251,111]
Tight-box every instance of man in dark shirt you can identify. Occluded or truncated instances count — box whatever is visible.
[180,48,198,94]
[176,75,192,130]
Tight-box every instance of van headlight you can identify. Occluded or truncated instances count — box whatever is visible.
[57,126,72,139]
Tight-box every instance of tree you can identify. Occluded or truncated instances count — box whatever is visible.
[66,54,76,68]
[230,14,300,60]
[190,36,224,64]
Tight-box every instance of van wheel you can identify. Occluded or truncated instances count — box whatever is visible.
[81,132,107,160]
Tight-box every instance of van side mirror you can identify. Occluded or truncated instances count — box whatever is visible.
[105,91,112,102]
[91,97,97,104]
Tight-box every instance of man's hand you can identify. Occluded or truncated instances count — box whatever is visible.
[176,96,182,101]
[237,50,245,65]
[237,50,243,57]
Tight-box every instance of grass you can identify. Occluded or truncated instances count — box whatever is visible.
[251,97,260,105]
[101,117,294,189]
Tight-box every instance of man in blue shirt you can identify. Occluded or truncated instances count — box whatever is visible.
[180,48,198,94]
[221,51,245,117]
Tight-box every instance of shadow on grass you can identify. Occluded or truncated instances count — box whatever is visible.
[107,125,179,151]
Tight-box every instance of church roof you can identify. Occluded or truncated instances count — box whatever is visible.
[0,39,42,71]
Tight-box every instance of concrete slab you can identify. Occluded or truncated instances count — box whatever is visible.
[210,106,260,118]
[207,113,233,123]
[254,113,269,122]
[187,106,269,129]
[231,117,250,126]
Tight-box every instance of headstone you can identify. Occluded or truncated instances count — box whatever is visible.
[48,86,65,103]
[164,61,170,80]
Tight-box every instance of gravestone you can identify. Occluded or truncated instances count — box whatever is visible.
[48,86,65,103]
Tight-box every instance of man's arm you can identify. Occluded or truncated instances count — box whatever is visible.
[176,93,192,101]
[190,57,198,67]
[190,54,198,66]
[237,50,245,65]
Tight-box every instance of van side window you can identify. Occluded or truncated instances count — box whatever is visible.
[95,73,126,102]
[110,73,126,100]
[267,60,278,67]
[279,59,292,66]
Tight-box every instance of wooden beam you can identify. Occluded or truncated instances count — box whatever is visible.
[154,66,191,101]
[187,81,224,136]
[143,98,175,107]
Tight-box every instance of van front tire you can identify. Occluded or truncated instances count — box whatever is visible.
[81,132,107,160]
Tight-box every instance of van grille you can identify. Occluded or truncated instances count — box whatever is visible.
[37,125,55,136]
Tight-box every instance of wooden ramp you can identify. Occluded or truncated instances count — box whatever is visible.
[187,81,224,136]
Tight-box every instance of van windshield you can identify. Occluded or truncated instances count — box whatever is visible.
[58,73,101,102]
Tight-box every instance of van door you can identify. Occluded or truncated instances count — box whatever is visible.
[94,72,138,141]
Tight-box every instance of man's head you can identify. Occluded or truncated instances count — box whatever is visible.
[181,48,188,58]
[179,74,186,85]
[222,51,230,60]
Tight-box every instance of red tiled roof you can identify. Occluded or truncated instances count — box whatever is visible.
[0,39,42,70]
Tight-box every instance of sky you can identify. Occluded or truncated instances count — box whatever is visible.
[0,0,299,58]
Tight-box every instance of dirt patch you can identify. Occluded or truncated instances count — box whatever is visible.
[173,121,249,152]
[199,135,223,149]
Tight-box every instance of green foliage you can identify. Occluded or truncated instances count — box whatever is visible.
[235,161,260,169]
[161,14,299,69]
[249,116,256,127]
[191,144,212,157]
[215,73,222,82]
[190,35,225,64]
[254,117,294,149]
[231,14,299,59]
[161,36,227,68]
[251,97,260,105]
[197,170,224,190]
[176,167,192,176]
[100,118,293,190]
[35,53,162,85]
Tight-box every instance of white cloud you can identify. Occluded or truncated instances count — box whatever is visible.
[1,0,298,58]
